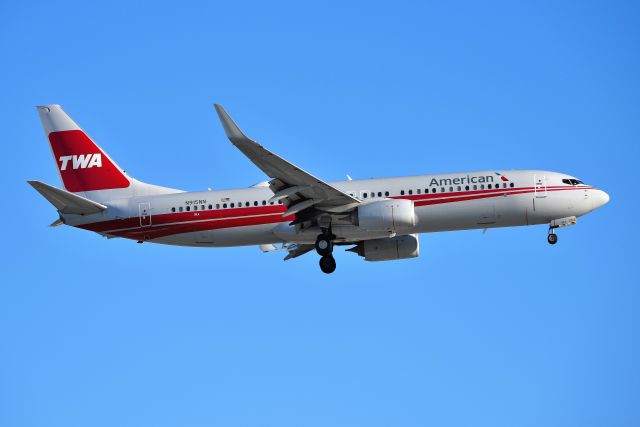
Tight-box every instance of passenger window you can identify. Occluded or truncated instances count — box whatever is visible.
[385,191,389,196]
[473,185,477,190]
[417,189,421,194]
[171,207,176,213]
[186,206,191,211]
[432,188,437,193]
[179,206,183,212]
[230,203,234,208]
[216,204,220,209]
[270,201,274,205]
[262,200,266,205]
[400,190,404,195]
[488,184,492,189]
[510,183,514,188]
[370,192,375,198]
[208,204,212,209]
[408,190,413,195]
[457,186,461,191]
[223,203,227,208]
[254,201,258,206]
[480,184,484,190]
[194,205,198,211]
[503,183,507,188]
[465,185,470,191]
[363,193,368,198]
[441,187,445,193]
[378,191,382,197]
[449,186,453,192]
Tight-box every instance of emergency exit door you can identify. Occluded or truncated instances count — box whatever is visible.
[534,175,547,198]
[139,202,152,227]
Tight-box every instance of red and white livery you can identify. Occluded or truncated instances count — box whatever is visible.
[29,104,610,273]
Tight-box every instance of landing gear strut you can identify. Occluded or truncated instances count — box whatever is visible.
[547,227,558,245]
[316,229,336,274]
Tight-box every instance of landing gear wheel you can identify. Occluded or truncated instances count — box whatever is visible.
[315,235,333,256]
[547,233,558,245]
[319,255,337,274]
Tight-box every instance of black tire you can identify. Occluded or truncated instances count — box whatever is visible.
[315,235,333,256]
[547,233,558,245]
[319,255,337,274]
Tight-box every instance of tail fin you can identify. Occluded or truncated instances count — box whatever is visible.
[36,105,181,201]
[37,104,130,192]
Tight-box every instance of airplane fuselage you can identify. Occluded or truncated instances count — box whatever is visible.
[63,169,608,247]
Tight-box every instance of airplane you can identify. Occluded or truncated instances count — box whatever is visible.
[29,104,610,274]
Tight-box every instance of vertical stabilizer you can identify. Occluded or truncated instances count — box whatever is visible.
[35,105,181,202]
[37,104,130,192]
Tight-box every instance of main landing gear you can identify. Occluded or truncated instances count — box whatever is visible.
[547,227,558,245]
[316,230,336,274]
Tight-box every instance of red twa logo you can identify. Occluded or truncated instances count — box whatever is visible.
[49,130,129,192]
[59,153,102,170]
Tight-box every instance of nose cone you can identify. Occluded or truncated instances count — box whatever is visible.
[592,190,610,210]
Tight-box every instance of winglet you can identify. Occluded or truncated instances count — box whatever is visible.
[214,104,250,142]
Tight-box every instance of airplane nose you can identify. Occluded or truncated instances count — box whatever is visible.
[592,190,610,210]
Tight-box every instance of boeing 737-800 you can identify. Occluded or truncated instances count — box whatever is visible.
[29,104,609,273]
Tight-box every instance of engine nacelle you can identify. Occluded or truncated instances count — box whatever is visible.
[350,234,420,262]
[356,199,417,231]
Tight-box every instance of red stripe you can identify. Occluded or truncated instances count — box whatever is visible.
[80,204,287,233]
[79,186,592,240]
[110,213,291,240]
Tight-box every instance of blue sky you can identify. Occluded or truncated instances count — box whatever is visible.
[1,1,639,426]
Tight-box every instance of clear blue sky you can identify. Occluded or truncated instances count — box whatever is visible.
[1,1,639,426]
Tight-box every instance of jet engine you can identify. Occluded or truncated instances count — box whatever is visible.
[348,234,420,261]
[356,199,417,231]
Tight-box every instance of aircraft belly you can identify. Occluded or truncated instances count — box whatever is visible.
[415,193,533,232]
[152,223,282,247]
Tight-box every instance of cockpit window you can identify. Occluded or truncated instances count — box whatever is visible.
[563,178,584,186]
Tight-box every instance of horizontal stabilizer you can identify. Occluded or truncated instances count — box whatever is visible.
[28,180,107,215]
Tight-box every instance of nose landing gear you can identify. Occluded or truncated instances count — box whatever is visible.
[316,229,337,274]
[547,227,558,245]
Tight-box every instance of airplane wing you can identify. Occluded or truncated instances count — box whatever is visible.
[283,243,315,261]
[28,180,107,215]
[214,105,360,219]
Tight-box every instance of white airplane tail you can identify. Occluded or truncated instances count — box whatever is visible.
[36,104,180,203]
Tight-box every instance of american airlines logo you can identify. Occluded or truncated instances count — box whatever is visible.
[428,172,510,187]
[58,154,102,171]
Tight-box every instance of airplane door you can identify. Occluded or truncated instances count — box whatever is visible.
[534,174,547,198]
[477,204,496,225]
[139,202,152,227]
